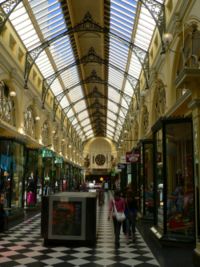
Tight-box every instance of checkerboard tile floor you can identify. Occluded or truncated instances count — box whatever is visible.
[0,193,160,266]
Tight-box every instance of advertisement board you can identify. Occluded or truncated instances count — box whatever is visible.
[48,196,86,240]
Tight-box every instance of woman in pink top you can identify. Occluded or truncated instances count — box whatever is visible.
[108,190,125,248]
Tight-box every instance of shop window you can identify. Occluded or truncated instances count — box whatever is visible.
[152,118,195,242]
[0,140,24,209]
[0,81,15,126]
[166,122,194,239]
[140,141,154,220]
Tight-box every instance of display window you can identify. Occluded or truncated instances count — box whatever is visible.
[152,118,195,242]
[0,139,25,210]
[39,148,56,196]
[24,149,39,207]
[140,141,154,220]
[166,122,194,239]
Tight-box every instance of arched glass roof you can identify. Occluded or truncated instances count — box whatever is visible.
[0,0,165,143]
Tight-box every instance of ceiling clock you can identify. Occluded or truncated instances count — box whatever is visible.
[95,154,106,166]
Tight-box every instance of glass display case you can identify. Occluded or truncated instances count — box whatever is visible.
[151,117,195,243]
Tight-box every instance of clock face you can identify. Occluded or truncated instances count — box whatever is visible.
[95,154,106,166]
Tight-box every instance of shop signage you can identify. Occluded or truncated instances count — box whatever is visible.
[55,156,63,164]
[117,163,126,169]
[41,148,54,158]
[126,149,140,163]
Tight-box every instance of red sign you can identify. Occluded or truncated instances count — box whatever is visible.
[126,150,140,163]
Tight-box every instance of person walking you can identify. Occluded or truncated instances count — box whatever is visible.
[125,190,138,243]
[0,203,6,232]
[108,190,125,248]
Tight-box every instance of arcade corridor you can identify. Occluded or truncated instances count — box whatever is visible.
[0,192,194,267]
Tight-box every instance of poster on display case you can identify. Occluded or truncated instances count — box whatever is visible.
[48,196,86,240]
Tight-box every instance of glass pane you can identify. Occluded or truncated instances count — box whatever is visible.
[166,122,194,240]
[156,129,164,231]
[143,143,154,220]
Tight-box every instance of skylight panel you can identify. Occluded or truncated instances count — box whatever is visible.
[67,109,75,118]
[124,80,134,97]
[107,111,117,121]
[107,114,117,124]
[85,130,94,137]
[109,69,124,88]
[121,98,129,109]
[112,12,134,26]
[107,119,116,127]
[68,87,84,103]
[61,68,80,89]
[71,117,78,125]
[119,109,126,118]
[106,132,114,139]
[107,125,115,133]
[128,54,142,78]
[60,97,69,109]
[81,119,91,127]
[9,4,26,21]
[110,21,132,39]
[108,87,121,102]
[74,100,87,113]
[111,2,136,20]
[51,80,63,95]
[83,125,93,133]
[78,111,90,121]
[35,52,54,77]
[108,101,119,113]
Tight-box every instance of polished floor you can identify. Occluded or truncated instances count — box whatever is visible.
[0,192,194,267]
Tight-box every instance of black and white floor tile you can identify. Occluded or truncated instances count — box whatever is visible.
[0,193,160,266]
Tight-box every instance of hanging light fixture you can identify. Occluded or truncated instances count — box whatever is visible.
[9,91,16,97]
[35,116,40,121]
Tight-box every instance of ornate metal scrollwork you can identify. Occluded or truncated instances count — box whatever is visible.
[41,47,138,106]
[24,12,148,92]
[140,0,166,53]
[0,0,22,33]
[52,70,131,116]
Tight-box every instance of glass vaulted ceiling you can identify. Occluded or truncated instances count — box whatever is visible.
[8,0,93,141]
[4,0,164,143]
[107,0,158,142]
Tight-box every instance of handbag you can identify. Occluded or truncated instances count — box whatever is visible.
[113,200,126,222]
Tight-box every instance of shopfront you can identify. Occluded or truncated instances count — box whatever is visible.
[24,149,39,207]
[39,148,56,196]
[139,140,154,220]
[0,139,25,212]
[151,117,195,243]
